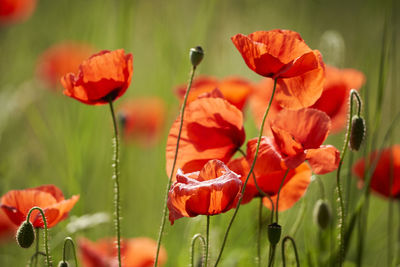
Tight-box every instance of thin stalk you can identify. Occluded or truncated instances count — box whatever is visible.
[275,169,290,223]
[282,236,300,267]
[26,207,52,267]
[34,228,40,267]
[268,245,276,267]
[108,99,122,267]
[205,216,210,267]
[154,65,197,266]
[29,252,46,267]
[191,234,206,267]
[62,237,78,267]
[213,79,278,266]
[257,198,263,267]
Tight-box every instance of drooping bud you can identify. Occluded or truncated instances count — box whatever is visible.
[189,46,204,67]
[267,223,282,245]
[349,115,366,151]
[58,261,69,267]
[16,221,35,248]
[313,199,332,229]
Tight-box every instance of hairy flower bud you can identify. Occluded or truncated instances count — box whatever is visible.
[268,223,282,245]
[349,115,366,151]
[58,261,69,267]
[313,199,332,229]
[16,221,35,248]
[189,46,204,67]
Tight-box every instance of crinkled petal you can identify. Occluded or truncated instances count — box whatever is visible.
[306,145,340,174]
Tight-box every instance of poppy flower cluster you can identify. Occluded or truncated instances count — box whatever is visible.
[79,237,167,267]
[0,185,79,228]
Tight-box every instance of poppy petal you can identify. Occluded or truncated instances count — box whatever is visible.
[306,145,340,174]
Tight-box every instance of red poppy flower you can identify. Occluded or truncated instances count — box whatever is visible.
[175,76,253,110]
[0,0,36,25]
[117,97,166,146]
[269,108,340,174]
[228,137,312,209]
[167,160,242,224]
[0,185,79,228]
[0,209,16,241]
[36,42,94,89]
[79,237,167,267]
[231,30,325,109]
[249,78,283,136]
[353,145,400,199]
[166,94,245,178]
[310,66,365,132]
[61,49,133,105]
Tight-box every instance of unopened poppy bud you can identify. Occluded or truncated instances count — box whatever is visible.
[189,46,204,67]
[16,221,35,248]
[267,223,282,245]
[349,115,366,151]
[313,199,332,229]
[58,261,69,267]
[117,112,127,129]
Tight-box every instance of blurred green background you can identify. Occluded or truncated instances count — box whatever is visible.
[0,0,399,266]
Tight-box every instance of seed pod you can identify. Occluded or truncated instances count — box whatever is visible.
[349,115,366,151]
[189,46,204,67]
[16,221,35,248]
[313,199,332,229]
[267,222,282,245]
[58,261,69,267]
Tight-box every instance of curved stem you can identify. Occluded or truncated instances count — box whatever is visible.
[315,175,325,200]
[155,65,197,266]
[29,252,46,267]
[108,99,122,267]
[62,237,78,267]
[191,234,206,267]
[257,198,263,267]
[26,207,52,267]
[205,216,210,267]
[214,79,277,266]
[281,236,300,267]
[275,169,290,223]
[267,245,276,267]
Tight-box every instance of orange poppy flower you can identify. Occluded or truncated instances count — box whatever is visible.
[117,97,166,146]
[0,209,16,241]
[0,185,79,228]
[61,49,133,105]
[0,0,36,25]
[231,30,325,109]
[175,76,253,110]
[167,160,242,224]
[269,108,340,174]
[228,137,312,210]
[310,66,365,132]
[36,42,94,89]
[79,237,167,267]
[166,94,245,178]
[353,145,400,199]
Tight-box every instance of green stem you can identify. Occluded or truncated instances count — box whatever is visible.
[29,252,46,267]
[205,216,210,267]
[315,176,325,200]
[190,234,206,267]
[282,236,300,267]
[257,198,263,267]
[267,245,276,267]
[108,99,122,267]
[34,228,40,267]
[214,79,277,266]
[62,237,78,267]
[154,65,197,266]
[26,207,52,267]
[275,169,290,223]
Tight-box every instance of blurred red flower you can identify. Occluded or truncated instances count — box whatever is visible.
[228,137,312,210]
[175,76,253,110]
[231,29,325,109]
[0,0,36,25]
[36,42,94,89]
[353,145,400,199]
[270,108,340,174]
[79,237,167,267]
[0,185,79,228]
[311,66,365,132]
[0,208,16,241]
[61,49,133,105]
[166,93,245,178]
[168,160,242,224]
[117,97,166,146]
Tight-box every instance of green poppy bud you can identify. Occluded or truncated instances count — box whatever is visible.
[349,115,366,151]
[16,221,35,248]
[58,261,69,267]
[189,46,204,67]
[268,223,282,245]
[313,199,332,229]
